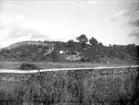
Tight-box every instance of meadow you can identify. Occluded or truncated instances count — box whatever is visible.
[0,67,139,105]
[0,61,133,70]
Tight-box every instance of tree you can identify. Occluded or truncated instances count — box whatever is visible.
[76,34,88,48]
[66,40,74,48]
[89,37,98,47]
[44,40,47,43]
[51,50,59,61]
[20,63,40,70]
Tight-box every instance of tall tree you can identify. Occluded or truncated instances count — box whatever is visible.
[89,37,98,47]
[66,39,74,48]
[76,34,88,48]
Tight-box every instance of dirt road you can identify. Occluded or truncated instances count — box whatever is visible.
[0,65,139,73]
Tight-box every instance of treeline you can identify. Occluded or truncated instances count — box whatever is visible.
[46,34,139,62]
[0,34,138,63]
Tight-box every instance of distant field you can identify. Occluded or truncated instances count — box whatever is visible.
[0,61,136,70]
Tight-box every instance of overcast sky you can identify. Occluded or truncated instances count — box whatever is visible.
[0,0,139,48]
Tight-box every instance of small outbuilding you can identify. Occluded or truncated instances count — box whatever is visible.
[59,50,66,54]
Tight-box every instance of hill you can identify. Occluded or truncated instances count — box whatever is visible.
[5,41,50,49]
[0,34,138,64]
[0,41,55,62]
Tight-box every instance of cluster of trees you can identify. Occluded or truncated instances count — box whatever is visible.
[0,34,138,63]
[65,34,139,62]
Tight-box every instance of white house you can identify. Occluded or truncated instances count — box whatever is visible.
[59,50,65,54]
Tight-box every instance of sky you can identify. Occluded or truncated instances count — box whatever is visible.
[0,0,139,48]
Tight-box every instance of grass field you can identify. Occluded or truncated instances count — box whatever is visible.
[0,61,136,70]
[0,67,139,105]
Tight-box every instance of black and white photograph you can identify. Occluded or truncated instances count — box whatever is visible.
[0,0,139,105]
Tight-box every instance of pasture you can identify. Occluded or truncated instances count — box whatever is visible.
[0,61,133,70]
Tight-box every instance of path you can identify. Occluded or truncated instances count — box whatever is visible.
[0,65,139,74]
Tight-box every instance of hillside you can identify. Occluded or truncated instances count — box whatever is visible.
[0,41,55,62]
[0,35,138,64]
[5,41,50,49]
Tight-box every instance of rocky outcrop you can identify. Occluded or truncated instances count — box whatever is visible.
[44,44,54,56]
[65,55,81,61]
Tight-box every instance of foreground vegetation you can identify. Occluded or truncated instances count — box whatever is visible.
[0,67,139,105]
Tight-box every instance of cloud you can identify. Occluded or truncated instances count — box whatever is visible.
[1,1,26,13]
[128,28,139,38]
[88,0,99,4]
[112,1,139,20]
[128,17,139,27]
[9,28,48,39]
[111,1,139,39]
[0,10,48,48]
[0,12,27,39]
[30,32,47,39]
[75,0,100,4]
[132,1,139,11]
[115,10,131,17]
[110,10,132,22]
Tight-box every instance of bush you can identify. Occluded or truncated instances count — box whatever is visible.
[0,65,3,68]
[20,63,40,70]
[51,50,59,61]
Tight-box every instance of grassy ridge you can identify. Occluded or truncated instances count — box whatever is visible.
[0,68,139,105]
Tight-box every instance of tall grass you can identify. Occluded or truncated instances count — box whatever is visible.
[0,68,138,105]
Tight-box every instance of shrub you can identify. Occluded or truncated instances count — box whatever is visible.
[20,63,40,70]
[0,65,3,68]
[51,50,59,61]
